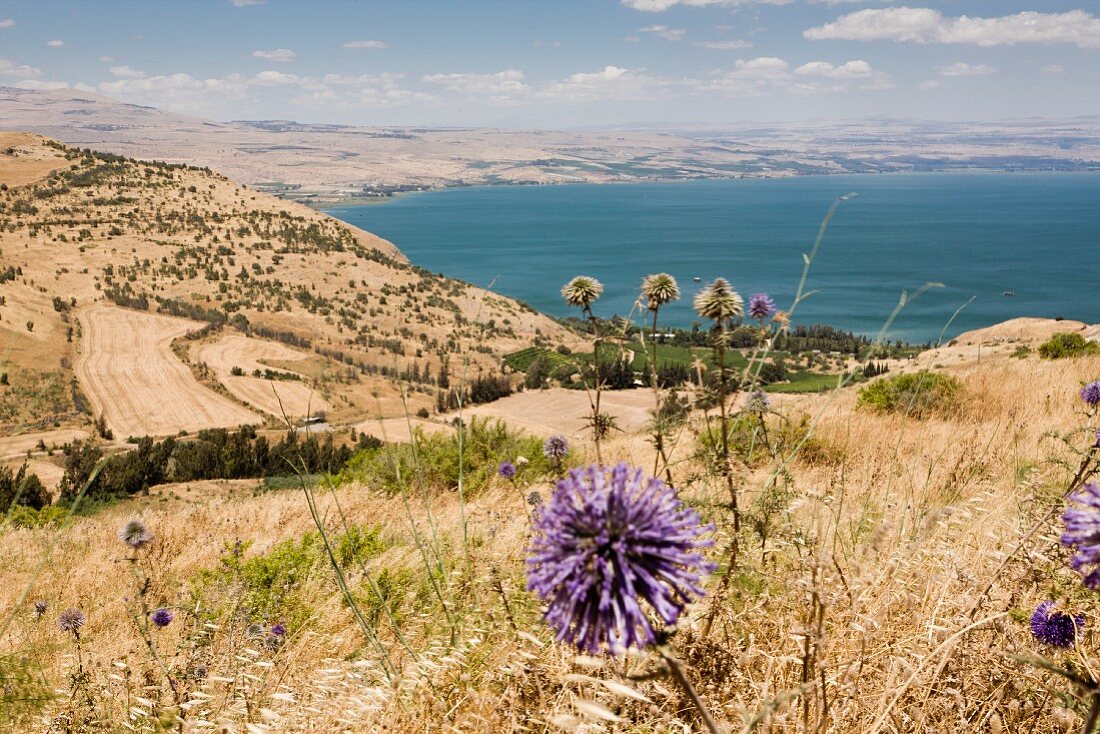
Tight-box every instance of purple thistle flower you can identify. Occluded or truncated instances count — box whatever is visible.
[1095,429,1100,449]
[119,518,153,549]
[526,463,715,655]
[748,293,776,321]
[58,608,85,635]
[33,600,48,619]
[1030,601,1083,647]
[150,608,174,628]
[1082,381,1100,407]
[1062,482,1100,588]
[498,461,517,480]
[744,388,770,414]
[269,623,286,637]
[543,435,569,462]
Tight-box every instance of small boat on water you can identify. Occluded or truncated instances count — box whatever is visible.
[1003,290,1016,297]
[693,276,702,282]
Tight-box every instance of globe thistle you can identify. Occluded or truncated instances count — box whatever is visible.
[747,293,776,321]
[641,273,680,311]
[33,600,48,619]
[150,608,174,628]
[543,435,569,462]
[744,388,770,414]
[561,276,603,309]
[1030,601,1083,647]
[119,518,153,549]
[1062,481,1100,588]
[693,278,743,324]
[498,461,517,481]
[58,608,85,635]
[526,490,544,507]
[1082,381,1100,407]
[269,623,286,637]
[526,463,715,655]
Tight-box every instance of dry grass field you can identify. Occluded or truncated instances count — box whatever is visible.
[194,334,329,421]
[3,316,1100,733]
[75,304,260,437]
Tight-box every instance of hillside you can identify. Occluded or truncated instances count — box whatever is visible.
[0,132,575,442]
[3,88,1099,204]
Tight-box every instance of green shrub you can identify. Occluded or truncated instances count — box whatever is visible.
[336,417,553,495]
[857,370,962,418]
[194,525,391,628]
[1038,333,1099,359]
[6,504,68,528]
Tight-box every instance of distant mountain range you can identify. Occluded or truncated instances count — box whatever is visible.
[3,86,1098,204]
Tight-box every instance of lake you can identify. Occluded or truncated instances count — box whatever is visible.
[325,173,1100,343]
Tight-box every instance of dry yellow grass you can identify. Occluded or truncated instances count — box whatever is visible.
[3,331,1099,732]
[75,304,260,436]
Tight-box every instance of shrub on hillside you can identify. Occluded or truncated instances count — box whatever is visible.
[0,463,51,511]
[857,370,962,418]
[1038,332,1099,359]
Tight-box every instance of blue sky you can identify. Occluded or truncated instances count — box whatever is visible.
[0,0,1097,127]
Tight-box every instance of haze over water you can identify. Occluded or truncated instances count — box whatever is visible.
[327,173,1100,343]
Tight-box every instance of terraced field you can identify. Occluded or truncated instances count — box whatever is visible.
[75,304,260,437]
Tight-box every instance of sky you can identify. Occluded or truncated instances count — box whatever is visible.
[0,0,1097,128]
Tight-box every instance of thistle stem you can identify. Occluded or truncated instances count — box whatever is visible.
[658,646,721,734]
[1084,692,1100,734]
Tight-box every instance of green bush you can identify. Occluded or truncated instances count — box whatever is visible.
[6,504,68,528]
[857,370,962,418]
[194,525,391,628]
[1038,333,1099,359]
[336,417,552,495]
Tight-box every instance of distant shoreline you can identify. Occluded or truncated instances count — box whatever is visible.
[304,167,1100,210]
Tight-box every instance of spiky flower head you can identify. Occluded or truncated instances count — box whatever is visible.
[543,435,569,461]
[526,463,715,655]
[745,388,770,414]
[748,293,776,321]
[527,490,544,507]
[150,608,174,628]
[58,608,85,635]
[693,278,743,325]
[1062,482,1100,588]
[641,273,681,311]
[270,623,287,637]
[1082,381,1100,407]
[1030,601,1083,647]
[498,460,517,480]
[33,600,48,619]
[561,276,604,309]
[119,518,153,549]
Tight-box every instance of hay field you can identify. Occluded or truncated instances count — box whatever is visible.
[74,304,260,437]
[195,334,329,421]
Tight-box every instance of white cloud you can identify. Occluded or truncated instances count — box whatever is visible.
[252,48,296,62]
[698,56,891,95]
[639,25,687,42]
[938,62,995,77]
[343,40,390,49]
[99,55,115,63]
[805,8,1100,48]
[46,39,64,48]
[622,0,791,10]
[0,58,42,78]
[0,19,14,28]
[795,59,874,78]
[693,39,754,50]
[540,66,671,101]
[917,79,940,91]
[109,65,146,79]
[422,69,528,98]
[231,0,266,6]
[1042,64,1066,74]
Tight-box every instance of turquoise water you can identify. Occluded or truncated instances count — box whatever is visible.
[324,173,1100,343]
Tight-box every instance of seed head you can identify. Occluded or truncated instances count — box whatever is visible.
[33,600,48,619]
[693,278,743,324]
[526,463,715,654]
[119,518,153,549]
[745,388,770,414]
[1082,381,1100,407]
[561,276,604,309]
[641,273,680,310]
[543,435,569,461]
[58,608,85,635]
